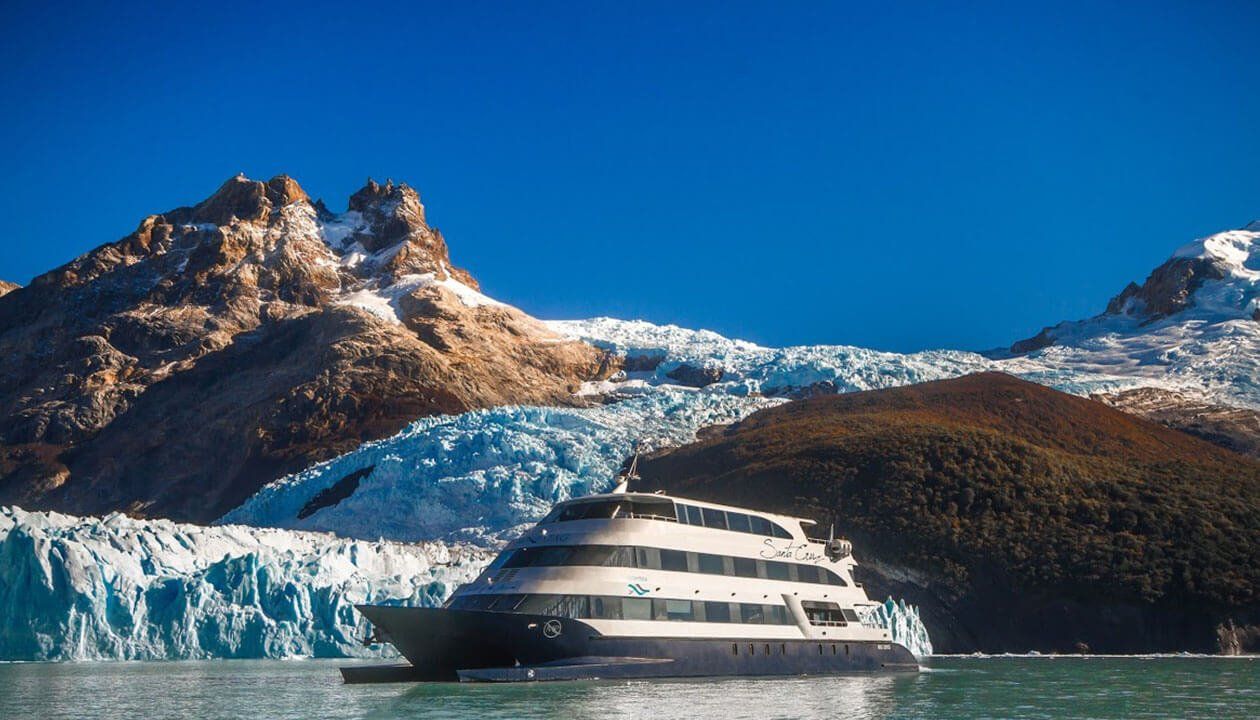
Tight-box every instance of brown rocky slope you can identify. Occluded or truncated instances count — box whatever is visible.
[1092,387,1260,460]
[0,175,612,522]
[634,372,1260,653]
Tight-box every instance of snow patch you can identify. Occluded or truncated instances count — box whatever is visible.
[334,273,506,324]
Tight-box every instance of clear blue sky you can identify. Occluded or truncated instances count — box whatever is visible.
[3,1,1258,352]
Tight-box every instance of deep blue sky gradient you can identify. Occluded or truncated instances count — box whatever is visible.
[3,1,1259,351]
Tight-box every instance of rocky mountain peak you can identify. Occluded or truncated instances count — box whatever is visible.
[190,174,310,226]
[1010,223,1260,354]
[346,178,426,249]
[0,280,18,298]
[0,174,611,522]
[1102,256,1227,321]
[334,177,474,286]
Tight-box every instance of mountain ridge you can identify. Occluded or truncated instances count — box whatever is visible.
[1011,221,1260,353]
[0,174,612,521]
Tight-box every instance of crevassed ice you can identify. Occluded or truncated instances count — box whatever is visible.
[221,389,782,542]
[857,598,934,658]
[0,507,489,661]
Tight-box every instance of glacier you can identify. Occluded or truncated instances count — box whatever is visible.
[223,316,1160,542]
[0,507,489,661]
[220,389,782,542]
[15,301,1253,663]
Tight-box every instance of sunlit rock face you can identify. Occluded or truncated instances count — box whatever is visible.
[0,175,610,522]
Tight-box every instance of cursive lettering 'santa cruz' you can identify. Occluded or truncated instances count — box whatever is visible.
[759,538,826,564]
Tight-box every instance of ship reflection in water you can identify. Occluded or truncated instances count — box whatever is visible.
[388,671,907,719]
[2,657,1256,720]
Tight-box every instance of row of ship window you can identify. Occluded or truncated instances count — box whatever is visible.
[449,593,795,625]
[540,499,794,539]
[673,503,794,539]
[500,544,849,586]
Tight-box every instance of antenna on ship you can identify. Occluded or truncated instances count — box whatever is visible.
[613,442,641,494]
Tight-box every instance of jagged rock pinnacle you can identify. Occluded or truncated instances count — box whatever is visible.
[191,174,309,225]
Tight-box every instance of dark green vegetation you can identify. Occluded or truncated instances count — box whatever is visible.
[636,373,1260,653]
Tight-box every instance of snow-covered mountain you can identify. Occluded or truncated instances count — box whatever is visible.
[1005,222,1260,410]
[0,175,608,523]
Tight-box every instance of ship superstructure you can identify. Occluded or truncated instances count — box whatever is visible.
[345,488,919,682]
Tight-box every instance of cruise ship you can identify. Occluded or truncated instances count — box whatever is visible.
[343,482,919,682]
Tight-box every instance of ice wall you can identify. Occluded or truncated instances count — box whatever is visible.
[859,598,934,658]
[0,507,490,661]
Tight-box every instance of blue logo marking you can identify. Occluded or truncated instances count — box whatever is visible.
[627,583,650,596]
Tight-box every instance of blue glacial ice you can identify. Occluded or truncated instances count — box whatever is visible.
[860,598,934,658]
[0,507,489,661]
[221,388,780,542]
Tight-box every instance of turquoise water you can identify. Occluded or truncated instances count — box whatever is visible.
[0,657,1255,719]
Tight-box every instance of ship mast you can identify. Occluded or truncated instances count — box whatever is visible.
[612,442,641,494]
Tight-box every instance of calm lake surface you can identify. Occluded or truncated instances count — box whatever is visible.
[0,657,1255,719]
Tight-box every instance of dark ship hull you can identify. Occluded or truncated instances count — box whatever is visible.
[341,605,919,684]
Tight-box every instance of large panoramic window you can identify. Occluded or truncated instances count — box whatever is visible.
[449,593,795,625]
[541,498,679,524]
[674,503,794,539]
[541,498,794,540]
[801,600,847,626]
[497,544,848,586]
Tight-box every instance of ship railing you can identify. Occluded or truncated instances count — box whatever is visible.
[625,511,678,522]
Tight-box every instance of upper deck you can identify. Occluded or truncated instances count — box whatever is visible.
[449,490,890,644]
[535,491,816,543]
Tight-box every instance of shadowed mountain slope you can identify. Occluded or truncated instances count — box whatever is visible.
[636,372,1260,653]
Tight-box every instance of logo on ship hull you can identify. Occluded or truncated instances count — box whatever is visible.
[627,583,650,596]
[543,619,563,638]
